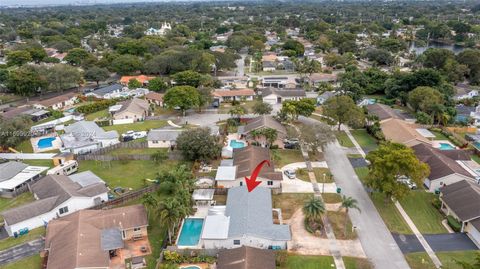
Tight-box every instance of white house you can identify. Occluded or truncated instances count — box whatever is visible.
[147,129,182,148]
[212,89,256,103]
[261,88,306,104]
[200,186,291,249]
[144,22,171,36]
[33,92,78,111]
[0,161,48,198]
[215,146,283,189]
[60,121,119,154]
[1,171,108,237]
[84,84,124,99]
[454,84,479,101]
[317,91,335,105]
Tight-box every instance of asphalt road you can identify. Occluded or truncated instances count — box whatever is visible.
[299,116,411,269]
[393,233,479,253]
[0,238,44,266]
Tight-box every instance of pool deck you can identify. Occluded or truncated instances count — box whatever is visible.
[30,134,62,153]
[431,140,457,150]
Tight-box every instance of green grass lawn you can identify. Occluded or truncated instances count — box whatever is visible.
[21,159,54,168]
[217,100,258,114]
[296,168,333,183]
[343,256,373,269]
[272,149,304,168]
[354,167,369,183]
[406,251,480,269]
[323,193,343,204]
[85,109,110,121]
[1,255,42,269]
[16,140,33,153]
[272,193,312,220]
[103,120,167,134]
[399,191,447,234]
[0,193,35,222]
[350,129,377,151]
[278,254,335,269]
[78,159,180,190]
[327,210,357,240]
[0,227,45,251]
[336,131,355,148]
[430,130,449,141]
[371,193,413,234]
[107,147,167,155]
[471,154,480,165]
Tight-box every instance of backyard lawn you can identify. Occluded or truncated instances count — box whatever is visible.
[272,193,312,220]
[0,193,35,222]
[0,227,45,251]
[103,120,168,134]
[16,140,33,153]
[85,109,109,121]
[78,159,181,190]
[21,159,54,168]
[336,131,355,148]
[278,254,335,269]
[399,191,447,234]
[406,251,480,269]
[430,130,449,141]
[106,147,167,155]
[350,129,377,151]
[371,193,413,234]
[1,255,42,269]
[272,149,304,168]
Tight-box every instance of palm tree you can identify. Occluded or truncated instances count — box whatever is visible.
[262,128,278,148]
[303,196,325,223]
[339,195,361,237]
[141,193,158,218]
[228,105,246,119]
[159,197,182,244]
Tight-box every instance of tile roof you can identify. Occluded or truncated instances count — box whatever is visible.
[120,75,155,85]
[233,146,282,181]
[213,89,256,97]
[440,180,480,221]
[45,205,148,269]
[380,119,430,147]
[217,246,276,269]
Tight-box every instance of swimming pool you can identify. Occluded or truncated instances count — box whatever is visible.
[180,266,201,269]
[37,137,56,149]
[438,143,455,150]
[177,218,204,246]
[229,139,245,149]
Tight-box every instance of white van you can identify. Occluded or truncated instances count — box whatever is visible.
[47,160,78,176]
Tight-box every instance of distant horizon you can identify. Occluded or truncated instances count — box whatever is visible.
[0,0,222,7]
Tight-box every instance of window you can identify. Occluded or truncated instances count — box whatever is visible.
[239,182,243,186]
[267,181,273,186]
[233,240,240,245]
[134,227,141,232]
[153,140,158,144]
[59,206,69,214]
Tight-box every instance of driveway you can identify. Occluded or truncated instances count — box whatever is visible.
[300,116,411,269]
[279,162,337,193]
[0,238,44,266]
[393,233,479,253]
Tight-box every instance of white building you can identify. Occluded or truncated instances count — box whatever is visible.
[0,161,48,198]
[1,171,108,237]
[261,88,306,105]
[200,186,291,249]
[144,22,171,36]
[147,129,182,148]
[60,121,119,154]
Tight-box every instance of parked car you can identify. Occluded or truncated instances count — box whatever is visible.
[284,138,300,145]
[284,142,300,149]
[284,169,296,179]
[398,177,417,189]
[121,130,147,140]
[132,131,147,139]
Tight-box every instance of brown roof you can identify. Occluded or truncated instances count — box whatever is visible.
[213,89,256,97]
[439,149,471,161]
[366,104,403,121]
[1,174,108,225]
[45,205,148,269]
[217,246,276,269]
[35,92,78,107]
[233,146,282,181]
[440,180,480,221]
[380,119,430,147]
[120,75,155,85]
[242,115,287,137]
[413,143,473,181]
[115,98,149,116]
[309,73,337,82]
[261,88,306,98]
[144,91,164,101]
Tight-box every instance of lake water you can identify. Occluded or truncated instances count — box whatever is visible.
[409,41,465,55]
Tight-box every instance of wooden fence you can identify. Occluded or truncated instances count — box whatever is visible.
[77,154,152,161]
[89,184,160,210]
[86,141,148,155]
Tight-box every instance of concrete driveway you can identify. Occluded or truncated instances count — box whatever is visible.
[0,238,44,266]
[393,233,479,253]
[279,162,337,193]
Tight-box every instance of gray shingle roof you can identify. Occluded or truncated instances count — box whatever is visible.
[225,186,291,241]
[261,88,306,98]
[242,115,287,137]
[441,180,480,221]
[217,246,276,269]
[233,146,283,181]
[0,161,28,182]
[147,129,182,141]
[61,121,119,149]
[91,83,123,96]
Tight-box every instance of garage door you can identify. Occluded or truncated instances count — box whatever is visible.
[467,224,480,246]
[263,97,277,105]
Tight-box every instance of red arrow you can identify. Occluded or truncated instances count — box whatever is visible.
[244,160,270,192]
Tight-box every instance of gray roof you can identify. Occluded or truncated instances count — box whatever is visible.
[261,88,306,98]
[318,91,335,100]
[0,161,28,182]
[100,228,124,251]
[441,180,480,221]
[69,171,105,187]
[91,83,123,96]
[147,129,182,141]
[225,186,291,240]
[61,121,118,149]
[262,61,276,68]
[242,115,287,136]
[1,173,108,225]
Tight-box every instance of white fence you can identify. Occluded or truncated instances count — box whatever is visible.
[112,118,134,125]
[0,153,56,159]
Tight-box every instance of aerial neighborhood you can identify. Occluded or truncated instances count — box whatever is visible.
[1,1,480,269]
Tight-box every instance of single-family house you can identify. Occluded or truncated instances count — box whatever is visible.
[144,92,164,107]
[44,204,150,269]
[261,88,306,104]
[413,143,475,192]
[113,98,150,123]
[216,246,276,269]
[120,75,155,86]
[60,121,119,154]
[440,180,480,246]
[201,186,291,249]
[260,76,298,89]
[454,84,479,100]
[308,73,338,87]
[85,84,124,99]
[213,89,256,103]
[317,91,335,105]
[470,105,480,126]
[366,103,404,122]
[239,115,287,148]
[1,171,108,237]
[455,104,474,124]
[215,146,283,189]
[262,61,277,72]
[217,76,249,89]
[33,92,78,111]
[380,119,430,147]
[0,161,48,198]
[147,129,182,148]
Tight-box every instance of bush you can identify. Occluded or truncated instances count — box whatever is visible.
[431,197,442,210]
[76,99,117,114]
[151,150,168,163]
[270,145,279,149]
[276,250,289,266]
[447,215,462,232]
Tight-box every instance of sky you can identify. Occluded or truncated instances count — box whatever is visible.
[0,0,211,7]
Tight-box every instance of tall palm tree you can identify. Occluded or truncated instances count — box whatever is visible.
[159,197,182,244]
[303,196,325,223]
[141,193,158,218]
[339,195,361,237]
[262,128,278,148]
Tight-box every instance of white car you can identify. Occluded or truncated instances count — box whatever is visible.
[133,131,147,139]
[284,169,296,179]
[398,177,417,189]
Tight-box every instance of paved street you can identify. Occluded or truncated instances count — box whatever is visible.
[0,238,44,266]
[393,233,479,253]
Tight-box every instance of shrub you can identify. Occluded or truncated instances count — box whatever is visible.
[431,197,442,210]
[447,215,462,232]
[163,250,184,263]
[276,250,289,266]
[270,144,279,149]
[151,150,168,163]
[76,99,117,114]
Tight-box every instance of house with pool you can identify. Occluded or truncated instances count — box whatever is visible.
[176,186,291,250]
[238,115,287,148]
[215,146,283,189]
[60,121,119,154]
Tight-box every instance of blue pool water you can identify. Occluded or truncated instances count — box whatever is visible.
[230,139,245,149]
[37,137,56,149]
[439,143,455,150]
[177,218,204,246]
[181,266,201,269]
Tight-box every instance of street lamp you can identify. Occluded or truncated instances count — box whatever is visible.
[322,173,325,194]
